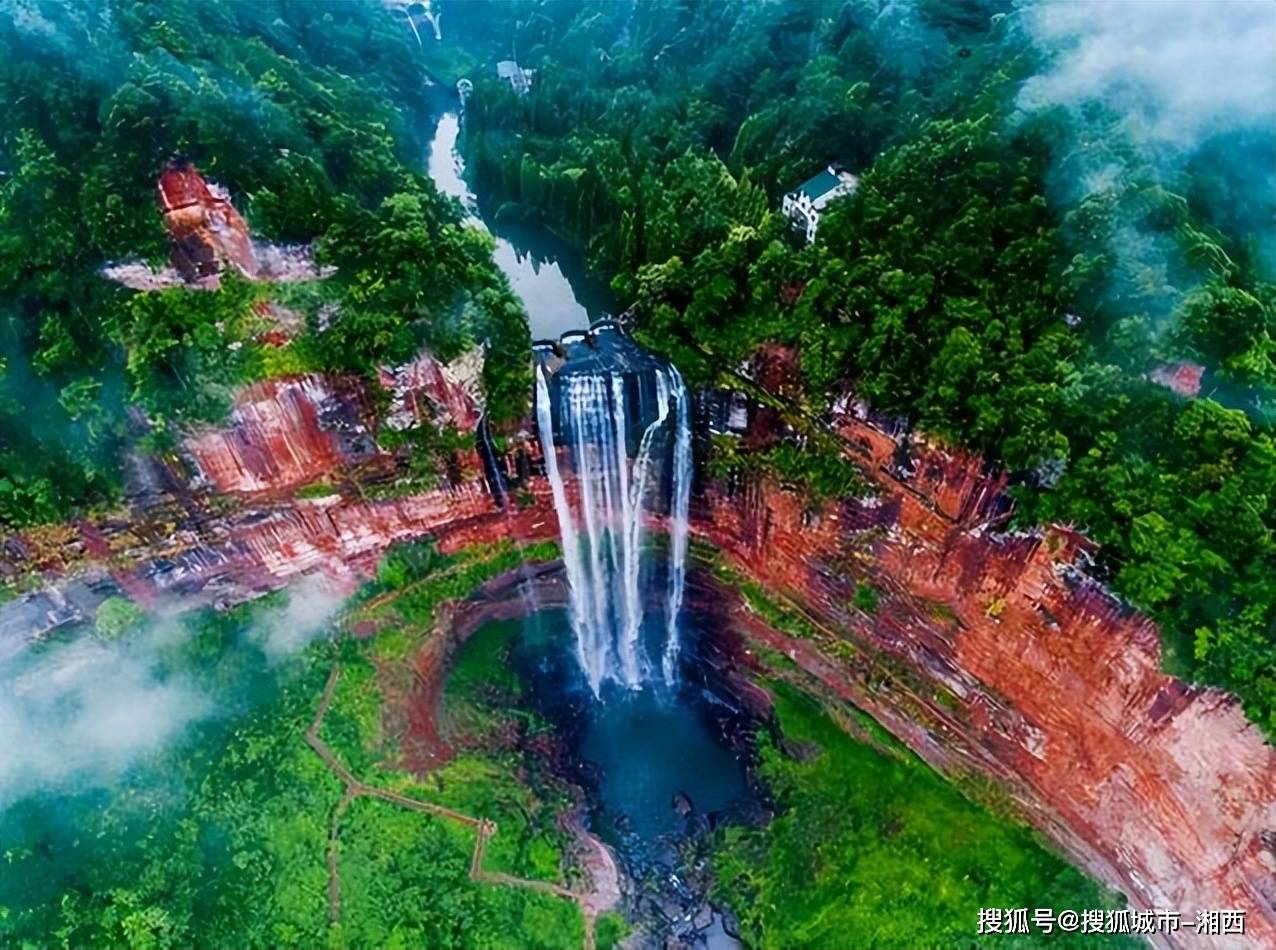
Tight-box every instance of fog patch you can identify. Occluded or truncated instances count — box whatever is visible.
[1018,1,1275,150]
[0,632,208,807]
[0,576,343,807]
[252,573,346,661]
[1015,0,1276,305]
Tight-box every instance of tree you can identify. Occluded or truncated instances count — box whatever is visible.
[94,596,146,641]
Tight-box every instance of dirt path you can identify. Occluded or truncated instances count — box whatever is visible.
[305,663,617,950]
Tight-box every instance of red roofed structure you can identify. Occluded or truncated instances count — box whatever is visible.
[1148,360,1205,398]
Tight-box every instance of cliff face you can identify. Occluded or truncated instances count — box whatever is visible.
[157,161,258,284]
[185,357,484,495]
[700,411,1276,948]
[380,350,483,432]
[7,357,1275,946]
[0,483,551,651]
[186,375,377,494]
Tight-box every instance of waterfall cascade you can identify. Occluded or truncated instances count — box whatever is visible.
[534,324,693,697]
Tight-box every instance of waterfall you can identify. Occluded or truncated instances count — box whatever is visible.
[535,340,692,697]
[662,366,692,684]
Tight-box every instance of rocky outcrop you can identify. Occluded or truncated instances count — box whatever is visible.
[7,356,1275,946]
[380,349,483,432]
[0,478,562,660]
[184,349,486,496]
[699,410,1276,949]
[186,375,378,494]
[157,160,258,284]
[1149,361,1206,398]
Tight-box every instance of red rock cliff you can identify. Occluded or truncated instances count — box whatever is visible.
[700,410,1276,949]
[157,161,258,284]
[183,359,487,497]
[11,361,1276,946]
[186,375,377,494]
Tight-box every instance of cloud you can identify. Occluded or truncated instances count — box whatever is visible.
[1014,0,1276,311]
[252,573,345,660]
[0,575,344,807]
[1018,0,1276,151]
[0,632,209,806]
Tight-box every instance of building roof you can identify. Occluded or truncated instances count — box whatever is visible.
[1149,360,1205,397]
[796,168,841,200]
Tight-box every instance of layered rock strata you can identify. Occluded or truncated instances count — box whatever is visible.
[3,378,1274,947]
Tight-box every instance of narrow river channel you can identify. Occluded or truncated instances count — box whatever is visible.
[425,110,613,340]
[424,102,757,948]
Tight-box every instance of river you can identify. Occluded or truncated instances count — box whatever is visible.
[426,106,754,947]
[472,607,755,948]
[425,111,614,340]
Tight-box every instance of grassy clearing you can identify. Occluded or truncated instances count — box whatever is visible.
[713,683,1139,950]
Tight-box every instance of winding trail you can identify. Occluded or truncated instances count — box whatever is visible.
[305,662,616,950]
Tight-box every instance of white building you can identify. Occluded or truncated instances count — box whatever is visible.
[781,166,858,244]
[496,60,536,96]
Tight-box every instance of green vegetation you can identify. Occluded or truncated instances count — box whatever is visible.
[0,0,531,527]
[443,619,524,732]
[328,537,571,889]
[442,0,1276,734]
[594,911,629,950]
[851,582,880,616]
[354,537,559,619]
[335,796,578,950]
[93,595,146,640]
[0,596,339,948]
[707,433,864,501]
[377,423,477,495]
[292,479,338,500]
[428,620,573,884]
[713,683,1138,949]
[712,558,823,642]
[0,540,575,949]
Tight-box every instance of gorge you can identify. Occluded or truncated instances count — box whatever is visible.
[0,103,1263,950]
[2,4,1275,948]
[434,101,758,944]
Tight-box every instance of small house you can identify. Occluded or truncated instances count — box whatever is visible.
[781,165,858,244]
[496,60,536,95]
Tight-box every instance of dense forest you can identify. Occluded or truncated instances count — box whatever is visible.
[5,3,1268,944]
[435,0,1276,735]
[8,1,1276,732]
[0,0,531,527]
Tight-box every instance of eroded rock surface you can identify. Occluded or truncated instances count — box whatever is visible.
[701,410,1276,948]
[186,375,377,494]
[5,366,1275,947]
[157,160,258,284]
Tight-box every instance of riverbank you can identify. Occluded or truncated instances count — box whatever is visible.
[424,100,615,340]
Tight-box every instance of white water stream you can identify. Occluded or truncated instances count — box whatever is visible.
[536,358,692,696]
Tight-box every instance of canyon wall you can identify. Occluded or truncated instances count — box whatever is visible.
[186,375,374,494]
[5,366,1275,947]
[699,410,1276,949]
[1,370,520,648]
[184,360,483,496]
